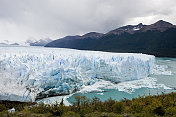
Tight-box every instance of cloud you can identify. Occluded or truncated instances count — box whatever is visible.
[0,0,176,43]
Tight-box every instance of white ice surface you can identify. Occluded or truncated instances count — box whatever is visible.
[152,65,172,75]
[38,76,172,105]
[37,95,72,106]
[0,46,155,102]
[78,77,172,94]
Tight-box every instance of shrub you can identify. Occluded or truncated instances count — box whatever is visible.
[0,104,7,112]
[85,111,119,117]
[30,103,49,114]
[113,102,125,114]
[130,101,143,113]
[153,106,165,116]
[62,111,80,117]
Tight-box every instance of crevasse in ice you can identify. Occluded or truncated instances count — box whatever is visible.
[0,46,155,102]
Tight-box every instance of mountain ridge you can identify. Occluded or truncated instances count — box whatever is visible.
[45,20,176,57]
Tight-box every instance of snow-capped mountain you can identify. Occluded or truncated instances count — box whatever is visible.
[107,23,144,35]
[0,40,19,46]
[108,20,176,35]
[25,38,52,46]
[0,40,10,46]
[0,38,52,47]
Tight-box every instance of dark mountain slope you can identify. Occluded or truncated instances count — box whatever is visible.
[94,28,176,57]
[45,20,176,57]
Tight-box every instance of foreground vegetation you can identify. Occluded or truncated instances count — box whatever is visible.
[0,92,176,117]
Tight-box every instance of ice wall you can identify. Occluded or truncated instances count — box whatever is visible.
[0,46,155,102]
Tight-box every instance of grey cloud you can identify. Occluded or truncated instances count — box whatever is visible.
[0,0,176,43]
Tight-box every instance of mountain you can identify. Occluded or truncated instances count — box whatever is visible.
[107,23,144,35]
[0,38,52,47]
[26,38,52,46]
[45,20,176,57]
[0,43,8,46]
[107,20,175,35]
[45,33,103,48]
[81,32,104,39]
[0,40,9,46]
[0,40,19,46]
[10,43,19,45]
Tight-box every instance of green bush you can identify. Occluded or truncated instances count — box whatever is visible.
[0,104,7,112]
[130,101,143,113]
[113,102,125,114]
[153,106,165,116]
[30,102,49,114]
[62,111,80,117]
[85,112,119,117]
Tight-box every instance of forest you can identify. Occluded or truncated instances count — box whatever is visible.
[0,92,176,117]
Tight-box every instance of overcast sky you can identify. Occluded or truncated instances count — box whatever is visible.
[0,0,176,43]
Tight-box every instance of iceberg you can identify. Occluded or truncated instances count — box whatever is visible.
[0,46,155,102]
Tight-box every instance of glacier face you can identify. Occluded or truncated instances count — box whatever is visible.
[0,46,155,102]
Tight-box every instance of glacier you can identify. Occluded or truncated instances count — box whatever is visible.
[0,46,155,102]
